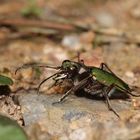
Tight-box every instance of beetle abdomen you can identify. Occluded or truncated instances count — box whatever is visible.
[91,67,130,90]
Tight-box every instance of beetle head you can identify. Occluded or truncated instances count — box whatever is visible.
[61,60,80,73]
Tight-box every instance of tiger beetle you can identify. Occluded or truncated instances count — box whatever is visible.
[15,58,140,118]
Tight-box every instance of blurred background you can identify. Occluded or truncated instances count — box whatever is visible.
[0,0,140,89]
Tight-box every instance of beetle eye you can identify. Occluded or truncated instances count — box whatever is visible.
[62,60,70,64]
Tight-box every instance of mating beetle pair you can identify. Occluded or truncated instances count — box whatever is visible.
[16,57,140,118]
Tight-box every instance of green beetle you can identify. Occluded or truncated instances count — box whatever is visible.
[16,59,140,118]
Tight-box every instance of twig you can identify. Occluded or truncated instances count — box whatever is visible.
[0,18,76,31]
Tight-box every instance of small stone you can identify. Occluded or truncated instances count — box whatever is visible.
[125,71,134,78]
[132,99,140,109]
[130,6,140,19]
[62,34,81,50]
[43,45,68,62]
[80,31,95,44]
[95,11,115,27]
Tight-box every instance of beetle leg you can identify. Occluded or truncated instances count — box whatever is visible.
[52,76,90,104]
[115,85,140,97]
[102,84,120,118]
[100,63,116,76]
[52,88,74,104]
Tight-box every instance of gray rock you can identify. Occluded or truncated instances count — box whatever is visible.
[18,92,140,140]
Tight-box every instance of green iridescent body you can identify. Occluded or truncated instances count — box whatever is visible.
[90,67,130,91]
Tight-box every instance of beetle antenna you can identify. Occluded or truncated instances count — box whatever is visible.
[15,64,61,75]
[76,52,84,65]
[77,52,80,62]
[37,71,61,94]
